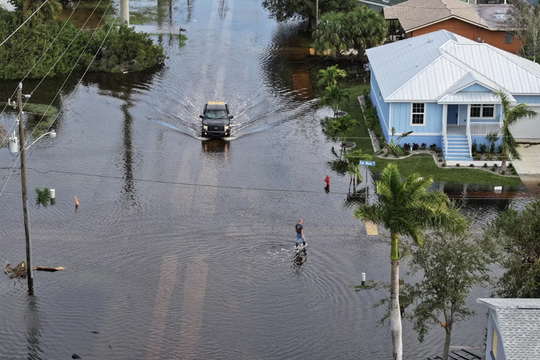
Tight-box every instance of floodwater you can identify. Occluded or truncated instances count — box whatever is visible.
[0,0,533,359]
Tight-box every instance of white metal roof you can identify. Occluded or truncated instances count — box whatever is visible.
[366,29,540,103]
[438,91,509,104]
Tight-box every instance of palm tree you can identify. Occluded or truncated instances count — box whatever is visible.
[316,65,347,89]
[323,85,350,117]
[497,91,536,171]
[346,6,388,57]
[313,12,349,57]
[354,164,467,360]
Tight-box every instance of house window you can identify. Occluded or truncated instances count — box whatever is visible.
[470,104,494,118]
[505,32,513,44]
[411,103,425,125]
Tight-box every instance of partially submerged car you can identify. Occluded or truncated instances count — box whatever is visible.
[200,101,233,138]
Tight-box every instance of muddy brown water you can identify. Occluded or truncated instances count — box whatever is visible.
[0,0,532,359]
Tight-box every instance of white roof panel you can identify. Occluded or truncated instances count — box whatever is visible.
[367,29,540,102]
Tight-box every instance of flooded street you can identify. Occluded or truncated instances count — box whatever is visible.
[0,0,532,359]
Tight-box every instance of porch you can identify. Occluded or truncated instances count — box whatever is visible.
[442,101,502,162]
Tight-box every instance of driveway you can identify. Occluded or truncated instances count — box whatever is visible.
[514,144,540,194]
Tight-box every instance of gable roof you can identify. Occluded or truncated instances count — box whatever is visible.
[477,298,540,360]
[366,29,540,102]
[384,0,515,33]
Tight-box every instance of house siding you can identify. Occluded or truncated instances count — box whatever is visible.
[409,18,521,54]
[485,310,507,360]
[513,95,540,105]
[461,84,491,92]
[371,71,390,138]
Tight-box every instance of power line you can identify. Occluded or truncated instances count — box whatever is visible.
[26,3,114,141]
[0,0,51,48]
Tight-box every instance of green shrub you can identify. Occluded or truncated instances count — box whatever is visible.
[469,164,474,167]
[479,143,488,153]
[483,163,488,168]
[456,163,460,167]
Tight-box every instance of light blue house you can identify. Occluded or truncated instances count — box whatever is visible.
[477,298,540,360]
[366,30,540,162]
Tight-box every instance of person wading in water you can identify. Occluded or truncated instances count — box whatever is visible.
[295,219,306,248]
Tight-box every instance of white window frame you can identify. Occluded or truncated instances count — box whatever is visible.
[410,103,426,126]
[470,104,495,119]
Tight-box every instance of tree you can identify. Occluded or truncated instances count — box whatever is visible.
[261,0,358,29]
[345,6,387,56]
[344,149,371,193]
[317,65,347,89]
[496,91,536,171]
[322,85,349,117]
[510,1,540,61]
[486,198,540,298]
[354,164,467,360]
[313,12,349,56]
[322,114,356,158]
[313,6,387,58]
[401,231,496,360]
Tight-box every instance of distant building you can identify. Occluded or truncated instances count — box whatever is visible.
[476,298,540,360]
[383,0,521,54]
[358,0,507,11]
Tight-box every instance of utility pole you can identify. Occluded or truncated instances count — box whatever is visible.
[120,0,129,25]
[315,0,318,29]
[17,82,33,295]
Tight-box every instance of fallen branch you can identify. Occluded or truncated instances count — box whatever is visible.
[33,266,65,272]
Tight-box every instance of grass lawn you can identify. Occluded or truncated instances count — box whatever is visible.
[329,79,524,187]
[340,84,372,154]
[372,154,523,187]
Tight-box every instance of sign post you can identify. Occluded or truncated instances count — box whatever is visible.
[359,161,376,204]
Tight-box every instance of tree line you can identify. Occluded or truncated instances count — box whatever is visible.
[0,0,166,80]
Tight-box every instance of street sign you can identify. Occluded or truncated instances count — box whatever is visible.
[359,161,376,166]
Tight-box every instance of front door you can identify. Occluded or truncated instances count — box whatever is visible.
[447,105,458,125]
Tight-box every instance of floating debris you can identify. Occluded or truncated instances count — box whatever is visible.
[33,266,65,272]
[4,261,27,278]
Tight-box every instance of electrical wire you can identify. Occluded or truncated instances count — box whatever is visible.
[0,0,51,48]
[25,1,113,142]
[0,0,84,145]
[0,11,117,203]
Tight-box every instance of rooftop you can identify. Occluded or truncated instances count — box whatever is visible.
[384,0,516,33]
[477,298,540,360]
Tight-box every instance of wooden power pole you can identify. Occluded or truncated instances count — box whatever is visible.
[17,82,34,295]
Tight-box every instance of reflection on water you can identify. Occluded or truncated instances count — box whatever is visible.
[0,1,534,360]
[25,296,42,360]
[201,139,229,153]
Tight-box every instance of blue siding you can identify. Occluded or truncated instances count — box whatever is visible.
[460,84,491,92]
[370,72,390,139]
[398,135,442,148]
[390,103,442,133]
[513,95,540,105]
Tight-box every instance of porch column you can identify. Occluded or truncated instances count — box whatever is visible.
[466,104,471,135]
[442,104,447,132]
